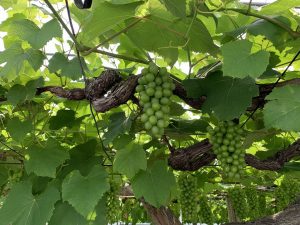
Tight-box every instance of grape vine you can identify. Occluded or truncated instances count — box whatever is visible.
[136,62,175,138]
[208,121,246,180]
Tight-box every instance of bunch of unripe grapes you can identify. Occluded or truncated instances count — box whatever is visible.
[208,121,245,180]
[136,62,175,137]
[198,196,213,225]
[178,174,198,223]
[245,187,259,219]
[105,181,121,223]
[275,178,300,212]
[228,187,248,220]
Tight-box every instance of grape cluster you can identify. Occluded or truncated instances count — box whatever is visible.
[228,187,248,220]
[257,192,267,217]
[275,178,300,211]
[105,181,121,223]
[208,121,245,180]
[178,174,198,223]
[136,62,175,137]
[245,187,259,219]
[198,196,213,225]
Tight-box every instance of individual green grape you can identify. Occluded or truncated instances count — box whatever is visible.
[178,173,198,223]
[245,186,259,220]
[228,187,248,220]
[105,181,121,223]
[198,196,213,225]
[208,121,246,180]
[136,64,175,138]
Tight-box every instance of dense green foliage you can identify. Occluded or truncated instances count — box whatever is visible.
[0,0,300,224]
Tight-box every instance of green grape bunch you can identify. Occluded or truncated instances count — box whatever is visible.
[208,121,246,180]
[136,62,175,138]
[178,173,198,223]
[105,181,121,224]
[228,187,248,220]
[198,196,214,225]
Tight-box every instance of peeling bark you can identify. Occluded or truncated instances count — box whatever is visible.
[168,138,300,171]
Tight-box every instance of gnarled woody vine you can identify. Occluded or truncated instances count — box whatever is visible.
[30,70,300,172]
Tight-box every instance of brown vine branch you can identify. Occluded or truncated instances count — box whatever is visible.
[168,138,300,171]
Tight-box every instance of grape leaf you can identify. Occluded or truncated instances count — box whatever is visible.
[6,117,33,141]
[81,2,140,42]
[62,165,109,217]
[24,140,69,178]
[0,43,44,79]
[49,202,87,225]
[49,110,76,130]
[6,84,27,105]
[183,72,259,120]
[261,0,300,14]
[8,18,62,49]
[48,53,69,73]
[103,112,132,145]
[114,142,147,178]
[68,140,102,176]
[221,40,270,78]
[0,182,59,225]
[264,85,300,131]
[131,160,176,207]
[159,0,186,18]
[92,199,107,225]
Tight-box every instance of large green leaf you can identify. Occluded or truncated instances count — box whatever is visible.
[49,202,87,225]
[68,140,102,176]
[81,2,140,42]
[0,43,44,79]
[264,85,300,131]
[183,72,259,120]
[0,182,59,225]
[159,0,186,18]
[8,18,62,49]
[114,142,147,178]
[131,160,176,207]
[49,109,77,130]
[62,165,109,217]
[221,40,270,78]
[260,0,300,14]
[6,117,33,141]
[24,140,69,178]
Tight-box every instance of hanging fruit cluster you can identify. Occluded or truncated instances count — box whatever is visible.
[208,121,245,180]
[227,187,248,220]
[136,62,175,138]
[105,181,121,224]
[178,173,198,223]
[198,196,214,225]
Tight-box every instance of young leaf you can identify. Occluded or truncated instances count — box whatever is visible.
[0,182,60,225]
[221,40,270,78]
[62,165,109,217]
[114,142,147,178]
